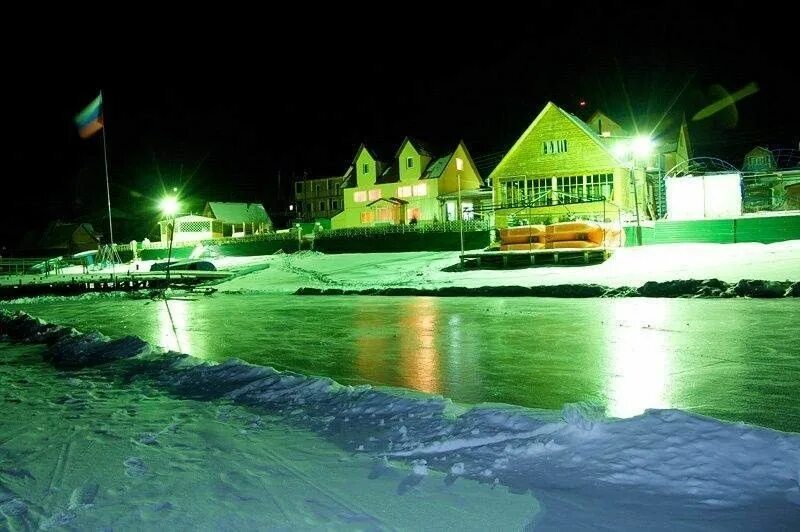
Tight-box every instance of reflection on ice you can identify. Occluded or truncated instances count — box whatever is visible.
[607,300,672,418]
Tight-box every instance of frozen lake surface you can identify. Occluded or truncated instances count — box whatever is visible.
[4,293,798,433]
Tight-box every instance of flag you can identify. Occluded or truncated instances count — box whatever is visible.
[74,93,103,139]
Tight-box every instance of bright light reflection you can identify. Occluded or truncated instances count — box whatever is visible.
[158,299,191,355]
[399,298,441,393]
[607,300,672,418]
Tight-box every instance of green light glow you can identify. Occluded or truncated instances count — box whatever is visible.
[160,196,180,216]
[631,136,654,158]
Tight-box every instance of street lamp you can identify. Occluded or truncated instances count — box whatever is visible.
[456,156,464,264]
[614,135,653,246]
[159,195,180,285]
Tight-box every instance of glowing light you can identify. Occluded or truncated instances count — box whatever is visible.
[612,141,629,160]
[631,136,654,158]
[455,157,464,171]
[160,196,179,216]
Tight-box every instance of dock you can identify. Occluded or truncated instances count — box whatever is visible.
[461,248,611,268]
[0,270,231,299]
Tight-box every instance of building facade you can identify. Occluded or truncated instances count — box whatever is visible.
[293,171,349,222]
[331,138,486,229]
[489,102,691,228]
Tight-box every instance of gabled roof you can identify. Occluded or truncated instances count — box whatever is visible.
[491,102,622,179]
[376,161,399,183]
[352,143,379,166]
[560,108,621,161]
[366,197,408,206]
[39,223,100,249]
[745,146,773,157]
[422,155,451,178]
[205,202,271,224]
[395,136,434,158]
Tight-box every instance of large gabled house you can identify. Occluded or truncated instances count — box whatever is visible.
[331,138,487,229]
[489,102,691,227]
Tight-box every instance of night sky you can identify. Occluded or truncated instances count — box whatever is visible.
[2,3,797,248]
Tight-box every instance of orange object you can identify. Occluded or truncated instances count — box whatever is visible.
[545,240,600,249]
[500,243,546,251]
[499,225,546,244]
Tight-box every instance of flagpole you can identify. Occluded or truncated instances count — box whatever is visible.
[100,90,114,247]
[98,90,118,276]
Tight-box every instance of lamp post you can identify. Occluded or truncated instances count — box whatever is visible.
[159,195,179,286]
[456,156,464,264]
[615,136,653,246]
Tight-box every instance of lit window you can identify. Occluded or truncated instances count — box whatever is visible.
[354,191,367,202]
[362,163,369,174]
[368,189,381,201]
[360,211,373,224]
[412,183,427,196]
[377,207,392,222]
[407,157,414,169]
[398,186,412,198]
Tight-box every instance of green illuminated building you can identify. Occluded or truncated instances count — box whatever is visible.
[489,102,691,228]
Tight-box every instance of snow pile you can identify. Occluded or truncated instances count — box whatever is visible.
[215,241,800,295]
[2,309,799,523]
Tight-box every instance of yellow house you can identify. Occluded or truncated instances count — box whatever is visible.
[489,102,691,227]
[331,138,485,229]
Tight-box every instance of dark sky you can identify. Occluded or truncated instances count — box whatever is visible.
[2,3,797,246]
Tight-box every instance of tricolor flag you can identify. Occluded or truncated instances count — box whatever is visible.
[74,93,104,139]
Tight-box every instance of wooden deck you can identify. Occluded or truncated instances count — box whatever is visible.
[461,248,611,268]
[0,270,231,299]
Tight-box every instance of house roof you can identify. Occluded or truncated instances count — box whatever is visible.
[395,136,435,158]
[422,155,451,178]
[39,223,100,250]
[366,197,408,207]
[376,162,399,183]
[205,202,271,224]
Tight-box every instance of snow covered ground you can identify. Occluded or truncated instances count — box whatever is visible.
[2,242,799,529]
[214,241,800,294]
[1,311,800,530]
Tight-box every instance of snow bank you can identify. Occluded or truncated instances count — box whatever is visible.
[295,278,800,299]
[2,309,799,520]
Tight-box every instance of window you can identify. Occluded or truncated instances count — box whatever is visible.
[360,211,373,224]
[556,176,583,203]
[295,182,303,194]
[362,163,369,174]
[354,191,367,202]
[315,184,321,195]
[332,200,338,210]
[527,178,552,205]
[543,139,568,155]
[397,185,413,198]
[412,183,427,196]
[586,173,614,200]
[368,189,381,201]
[319,201,326,211]
[306,203,312,212]
[502,178,552,206]
[406,157,414,169]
